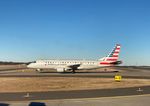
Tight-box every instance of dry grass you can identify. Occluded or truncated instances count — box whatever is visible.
[0,77,149,93]
[0,65,26,70]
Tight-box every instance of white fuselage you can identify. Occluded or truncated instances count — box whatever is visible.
[27,59,107,72]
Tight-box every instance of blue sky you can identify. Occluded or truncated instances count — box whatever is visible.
[0,0,150,65]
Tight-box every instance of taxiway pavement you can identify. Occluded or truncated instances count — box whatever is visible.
[0,86,149,101]
[2,94,150,106]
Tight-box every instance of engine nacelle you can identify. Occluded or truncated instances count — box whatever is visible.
[56,68,65,72]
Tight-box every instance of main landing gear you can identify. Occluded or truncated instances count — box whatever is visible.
[72,69,75,73]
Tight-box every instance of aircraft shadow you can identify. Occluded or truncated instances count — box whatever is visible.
[28,102,46,106]
[0,103,9,106]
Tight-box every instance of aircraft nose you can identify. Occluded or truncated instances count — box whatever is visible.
[27,64,32,68]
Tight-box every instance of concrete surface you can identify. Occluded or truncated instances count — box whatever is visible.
[1,94,150,106]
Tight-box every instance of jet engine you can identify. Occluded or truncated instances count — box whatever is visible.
[56,68,66,72]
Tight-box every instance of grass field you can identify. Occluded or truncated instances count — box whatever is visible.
[0,77,149,92]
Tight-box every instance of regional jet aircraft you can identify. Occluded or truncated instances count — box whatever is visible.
[27,44,122,73]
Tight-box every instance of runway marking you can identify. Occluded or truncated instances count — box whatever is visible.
[23,93,30,98]
[136,88,143,92]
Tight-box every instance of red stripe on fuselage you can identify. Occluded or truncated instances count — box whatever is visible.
[114,51,119,53]
[112,55,118,57]
[116,48,120,50]
[100,62,110,65]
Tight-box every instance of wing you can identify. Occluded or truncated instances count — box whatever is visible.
[67,64,81,70]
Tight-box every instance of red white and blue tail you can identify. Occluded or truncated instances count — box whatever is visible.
[100,44,121,65]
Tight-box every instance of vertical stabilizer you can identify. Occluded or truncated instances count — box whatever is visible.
[100,44,121,65]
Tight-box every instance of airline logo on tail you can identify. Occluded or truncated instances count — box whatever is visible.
[100,44,121,65]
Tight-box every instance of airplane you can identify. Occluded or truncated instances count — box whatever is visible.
[27,44,122,73]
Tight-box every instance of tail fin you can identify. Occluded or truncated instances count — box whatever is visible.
[100,44,121,65]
